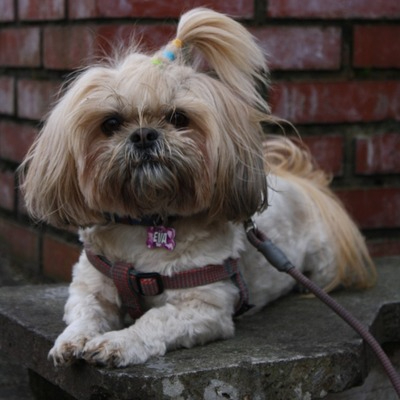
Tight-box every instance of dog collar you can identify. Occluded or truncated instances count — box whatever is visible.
[103,213,173,227]
[103,213,178,250]
[85,247,253,319]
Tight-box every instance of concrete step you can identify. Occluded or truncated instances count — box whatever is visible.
[0,257,399,400]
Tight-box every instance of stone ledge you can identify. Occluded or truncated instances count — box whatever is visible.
[0,258,399,400]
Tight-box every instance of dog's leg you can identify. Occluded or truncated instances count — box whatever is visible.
[81,283,237,367]
[49,256,122,366]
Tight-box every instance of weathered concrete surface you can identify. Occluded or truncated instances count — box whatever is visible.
[326,343,400,400]
[0,257,399,400]
[0,249,35,400]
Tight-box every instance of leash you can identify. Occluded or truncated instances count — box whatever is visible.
[244,219,400,398]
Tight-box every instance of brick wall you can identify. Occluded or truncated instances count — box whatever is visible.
[0,0,399,281]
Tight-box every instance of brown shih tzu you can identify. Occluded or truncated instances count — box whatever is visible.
[20,8,375,367]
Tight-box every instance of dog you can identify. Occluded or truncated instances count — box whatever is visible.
[20,8,376,368]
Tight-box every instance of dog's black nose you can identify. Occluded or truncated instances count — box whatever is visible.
[130,128,159,149]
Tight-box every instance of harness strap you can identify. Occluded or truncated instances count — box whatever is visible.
[85,247,252,319]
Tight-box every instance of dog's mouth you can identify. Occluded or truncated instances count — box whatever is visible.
[126,141,169,168]
[83,137,210,218]
[134,154,160,167]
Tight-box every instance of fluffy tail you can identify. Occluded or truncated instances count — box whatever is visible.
[263,135,376,290]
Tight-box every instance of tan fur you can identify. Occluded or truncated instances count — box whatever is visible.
[20,8,271,227]
[263,136,376,290]
[174,8,269,111]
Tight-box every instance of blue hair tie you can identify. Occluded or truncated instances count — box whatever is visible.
[162,50,176,61]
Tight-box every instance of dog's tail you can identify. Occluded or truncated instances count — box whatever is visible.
[263,135,376,290]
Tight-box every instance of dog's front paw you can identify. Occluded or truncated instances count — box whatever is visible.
[82,330,165,367]
[49,327,97,366]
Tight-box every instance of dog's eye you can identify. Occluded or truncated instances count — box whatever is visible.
[101,116,123,136]
[167,111,189,129]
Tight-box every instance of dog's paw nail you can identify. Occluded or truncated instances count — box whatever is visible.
[52,356,64,367]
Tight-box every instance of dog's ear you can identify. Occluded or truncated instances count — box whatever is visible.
[176,8,269,113]
[210,143,268,223]
[175,9,269,222]
[205,94,268,223]
[19,77,100,228]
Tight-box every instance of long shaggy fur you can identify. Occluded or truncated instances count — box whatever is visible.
[19,8,375,368]
[263,136,376,290]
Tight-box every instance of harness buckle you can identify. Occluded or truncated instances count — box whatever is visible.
[130,271,164,296]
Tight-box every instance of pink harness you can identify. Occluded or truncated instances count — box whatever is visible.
[85,247,252,319]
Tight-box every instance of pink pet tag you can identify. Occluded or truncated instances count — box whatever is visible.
[146,226,176,251]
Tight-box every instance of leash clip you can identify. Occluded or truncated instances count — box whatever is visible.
[244,218,257,234]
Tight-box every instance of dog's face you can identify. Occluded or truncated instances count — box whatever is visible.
[74,54,217,220]
[76,54,253,219]
[21,26,270,227]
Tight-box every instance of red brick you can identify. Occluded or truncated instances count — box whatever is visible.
[270,81,400,124]
[0,28,40,67]
[268,0,400,19]
[301,134,344,176]
[17,188,28,217]
[0,170,15,211]
[68,0,253,19]
[44,24,177,70]
[0,218,39,267]
[17,79,61,120]
[68,0,97,18]
[252,26,341,71]
[43,25,97,70]
[96,24,176,55]
[0,0,15,21]
[0,77,14,115]
[336,187,400,229]
[355,133,400,175]
[354,25,400,69]
[19,0,65,20]
[43,235,82,282]
[0,121,38,163]
[367,239,400,258]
